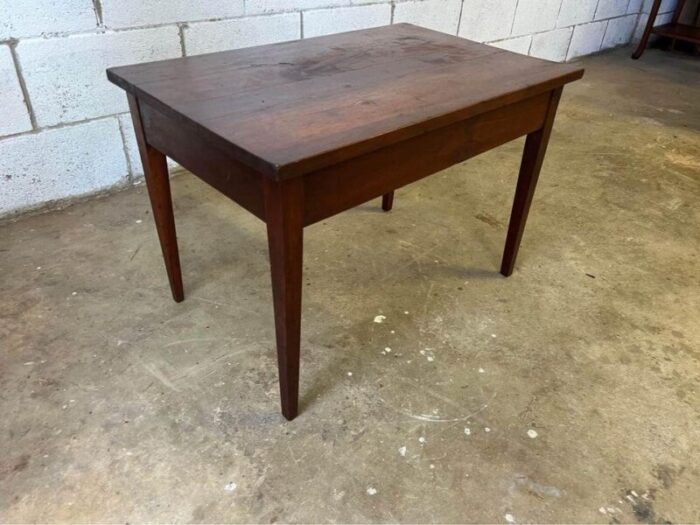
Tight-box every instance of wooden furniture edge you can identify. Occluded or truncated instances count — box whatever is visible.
[107,65,583,181]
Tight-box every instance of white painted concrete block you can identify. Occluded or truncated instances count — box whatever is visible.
[185,13,301,56]
[459,0,517,42]
[0,118,128,216]
[602,14,637,47]
[17,27,181,128]
[512,0,562,36]
[567,20,607,59]
[558,0,598,27]
[303,4,392,38]
[0,0,96,39]
[655,11,674,26]
[101,0,245,29]
[530,27,573,62]
[595,0,629,20]
[117,114,178,177]
[641,0,676,13]
[489,35,532,55]
[627,0,644,14]
[660,0,678,12]
[246,0,377,15]
[0,45,32,137]
[394,0,461,35]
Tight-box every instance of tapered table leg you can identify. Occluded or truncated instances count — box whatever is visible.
[127,94,184,302]
[500,88,562,277]
[632,0,662,59]
[382,191,394,211]
[265,178,304,420]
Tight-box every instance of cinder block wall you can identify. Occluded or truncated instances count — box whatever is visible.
[0,0,678,218]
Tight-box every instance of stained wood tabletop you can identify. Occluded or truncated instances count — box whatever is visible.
[107,24,583,180]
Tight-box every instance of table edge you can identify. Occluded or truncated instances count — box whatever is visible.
[107,53,584,181]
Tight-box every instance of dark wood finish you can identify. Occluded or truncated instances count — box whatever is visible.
[138,99,265,219]
[653,22,700,44]
[127,94,184,303]
[108,25,583,419]
[632,0,663,59]
[382,192,394,212]
[500,88,562,277]
[302,92,550,225]
[107,24,581,180]
[633,0,700,58]
[264,178,304,421]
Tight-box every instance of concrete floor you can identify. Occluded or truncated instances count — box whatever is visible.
[1,47,699,523]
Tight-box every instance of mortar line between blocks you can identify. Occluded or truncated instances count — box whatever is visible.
[600,19,611,51]
[0,113,121,142]
[8,41,39,130]
[116,115,135,182]
[92,0,104,26]
[455,0,465,35]
[177,23,188,56]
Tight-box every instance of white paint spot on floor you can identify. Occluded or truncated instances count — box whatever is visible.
[491,334,497,338]
[484,427,491,432]
[385,347,392,353]
[599,507,607,514]
[23,361,34,366]
[403,310,409,314]
[36,266,41,270]
[527,429,538,439]
[390,330,395,334]
[464,427,471,436]
[429,464,435,469]
[398,446,407,457]
[71,291,77,296]
[135,219,143,224]
[420,349,435,362]
[224,481,237,492]
[366,486,377,496]
[505,513,515,523]
[373,315,386,323]
[347,372,353,377]
[478,367,485,373]
[418,436,426,444]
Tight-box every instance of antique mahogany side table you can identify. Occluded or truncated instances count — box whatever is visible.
[107,24,583,420]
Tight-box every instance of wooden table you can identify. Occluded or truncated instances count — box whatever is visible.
[107,24,583,420]
[632,0,700,59]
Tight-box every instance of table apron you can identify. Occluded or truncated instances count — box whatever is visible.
[137,90,553,227]
[302,90,552,226]
[139,100,266,221]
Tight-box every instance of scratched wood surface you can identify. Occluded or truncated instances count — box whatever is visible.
[107,24,583,179]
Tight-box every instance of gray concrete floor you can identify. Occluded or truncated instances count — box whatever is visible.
[1,47,699,523]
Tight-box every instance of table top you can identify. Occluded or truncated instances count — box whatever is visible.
[108,24,583,179]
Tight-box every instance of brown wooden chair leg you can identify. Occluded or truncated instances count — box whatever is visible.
[500,88,562,277]
[632,0,662,59]
[264,178,304,420]
[381,191,394,211]
[128,94,184,302]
